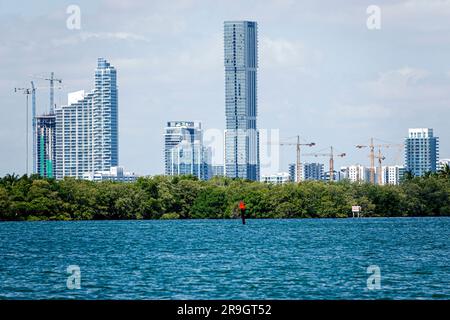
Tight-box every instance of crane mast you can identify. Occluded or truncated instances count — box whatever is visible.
[31,81,36,174]
[369,138,375,184]
[296,136,301,184]
[32,72,62,113]
[21,74,63,175]
[279,135,315,183]
[303,146,346,181]
[377,148,385,185]
[356,139,403,184]
[14,87,32,175]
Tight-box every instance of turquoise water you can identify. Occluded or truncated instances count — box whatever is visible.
[0,218,449,299]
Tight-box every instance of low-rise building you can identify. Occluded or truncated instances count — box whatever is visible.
[261,172,290,184]
[82,166,138,182]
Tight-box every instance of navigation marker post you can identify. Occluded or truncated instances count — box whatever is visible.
[239,201,246,225]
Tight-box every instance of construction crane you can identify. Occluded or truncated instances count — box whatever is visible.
[279,135,315,183]
[376,147,386,185]
[32,72,62,113]
[356,138,375,184]
[31,81,36,174]
[356,138,403,184]
[303,146,346,181]
[14,86,32,175]
[16,79,63,175]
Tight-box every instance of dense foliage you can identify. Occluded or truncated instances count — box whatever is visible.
[0,168,449,221]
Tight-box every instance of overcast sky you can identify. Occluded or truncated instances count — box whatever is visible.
[1,0,450,176]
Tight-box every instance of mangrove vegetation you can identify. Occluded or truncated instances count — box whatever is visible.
[0,168,449,221]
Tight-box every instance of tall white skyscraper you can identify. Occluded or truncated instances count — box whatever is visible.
[55,58,118,179]
[224,21,260,181]
[94,58,118,170]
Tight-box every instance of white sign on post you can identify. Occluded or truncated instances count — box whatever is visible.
[352,206,361,218]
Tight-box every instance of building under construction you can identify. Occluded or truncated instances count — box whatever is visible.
[35,113,56,178]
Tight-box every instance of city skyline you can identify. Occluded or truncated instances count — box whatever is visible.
[2,1,450,177]
[21,54,443,183]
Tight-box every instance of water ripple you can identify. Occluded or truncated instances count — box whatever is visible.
[0,217,449,299]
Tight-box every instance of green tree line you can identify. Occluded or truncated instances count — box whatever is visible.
[0,166,449,221]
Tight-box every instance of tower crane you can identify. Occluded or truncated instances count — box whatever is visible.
[356,138,403,184]
[14,86,32,175]
[302,146,346,181]
[376,147,386,185]
[32,72,62,113]
[356,138,376,184]
[31,81,36,174]
[16,81,63,175]
[279,135,315,183]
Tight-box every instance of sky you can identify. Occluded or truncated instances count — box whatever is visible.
[1,0,450,176]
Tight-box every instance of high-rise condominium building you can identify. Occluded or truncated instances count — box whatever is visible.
[303,163,325,181]
[288,163,299,182]
[94,58,118,170]
[35,114,56,178]
[341,165,371,183]
[288,163,324,182]
[322,171,344,182]
[55,58,118,179]
[379,165,405,185]
[164,121,210,180]
[288,163,295,182]
[224,21,260,181]
[405,128,439,177]
[211,165,224,177]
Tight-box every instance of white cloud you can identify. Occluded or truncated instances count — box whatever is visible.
[260,36,322,73]
[51,32,151,46]
[383,0,450,31]
[363,67,430,99]
[332,104,392,119]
